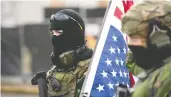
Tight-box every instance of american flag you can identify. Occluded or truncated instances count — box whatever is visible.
[80,0,134,97]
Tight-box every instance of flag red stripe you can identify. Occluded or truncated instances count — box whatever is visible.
[129,72,135,87]
[122,0,134,13]
[114,7,123,20]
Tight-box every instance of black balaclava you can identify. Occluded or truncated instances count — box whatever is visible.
[128,18,171,70]
[50,9,85,55]
[128,45,171,69]
[49,9,85,66]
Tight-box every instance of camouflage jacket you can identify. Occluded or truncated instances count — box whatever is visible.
[131,57,171,97]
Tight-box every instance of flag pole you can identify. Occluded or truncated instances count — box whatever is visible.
[79,1,112,97]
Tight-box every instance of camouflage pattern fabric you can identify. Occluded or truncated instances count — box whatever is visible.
[131,60,171,97]
[122,1,171,37]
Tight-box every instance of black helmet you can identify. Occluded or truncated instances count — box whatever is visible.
[50,9,85,55]
[50,9,85,32]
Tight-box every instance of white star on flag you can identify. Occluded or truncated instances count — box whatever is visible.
[123,47,127,54]
[107,82,114,89]
[117,47,120,54]
[113,94,116,97]
[112,35,117,42]
[122,82,125,85]
[105,58,112,66]
[115,82,119,86]
[119,70,123,77]
[96,84,105,92]
[115,58,119,65]
[123,71,127,78]
[120,59,124,65]
[109,46,115,54]
[111,69,117,77]
[101,70,108,78]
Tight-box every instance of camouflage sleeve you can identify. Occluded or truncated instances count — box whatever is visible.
[147,63,171,97]
[131,63,171,97]
[153,78,171,97]
[126,51,144,76]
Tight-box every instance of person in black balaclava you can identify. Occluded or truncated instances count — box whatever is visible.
[31,9,93,97]
[50,9,86,67]
[48,9,93,97]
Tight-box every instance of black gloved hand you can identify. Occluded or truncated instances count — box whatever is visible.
[31,71,46,85]
[116,84,130,97]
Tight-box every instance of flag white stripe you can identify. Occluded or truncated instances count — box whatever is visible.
[133,75,139,83]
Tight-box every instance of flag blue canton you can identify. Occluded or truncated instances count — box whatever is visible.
[90,25,130,97]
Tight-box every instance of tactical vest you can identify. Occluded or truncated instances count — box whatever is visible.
[46,48,92,97]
